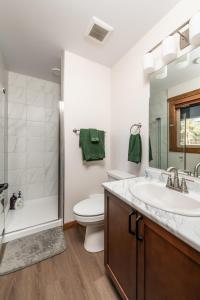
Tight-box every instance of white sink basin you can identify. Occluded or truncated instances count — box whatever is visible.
[129,181,200,217]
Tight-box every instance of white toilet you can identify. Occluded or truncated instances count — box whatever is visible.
[73,169,136,253]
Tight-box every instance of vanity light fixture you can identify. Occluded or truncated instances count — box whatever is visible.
[143,52,155,74]
[155,66,167,80]
[162,36,177,64]
[143,11,200,75]
[176,53,190,69]
[193,57,200,64]
[189,12,200,46]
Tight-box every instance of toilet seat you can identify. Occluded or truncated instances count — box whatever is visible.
[73,196,104,217]
[74,213,104,224]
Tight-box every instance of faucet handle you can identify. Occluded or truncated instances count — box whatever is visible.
[173,175,180,189]
[180,178,194,193]
[166,174,173,188]
[180,178,188,193]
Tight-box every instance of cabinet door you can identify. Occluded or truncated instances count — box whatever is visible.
[105,192,137,300]
[138,217,200,300]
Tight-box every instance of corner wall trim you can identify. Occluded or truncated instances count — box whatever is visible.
[63,221,77,230]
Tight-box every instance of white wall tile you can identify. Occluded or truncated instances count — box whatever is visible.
[8,136,27,153]
[0,171,4,183]
[45,108,58,123]
[9,169,27,186]
[8,153,26,170]
[27,152,44,168]
[27,183,45,200]
[45,158,58,181]
[45,122,58,138]
[44,152,57,169]
[27,88,45,107]
[26,168,45,184]
[27,106,45,122]
[27,121,44,137]
[44,181,58,197]
[44,92,58,109]
[8,72,60,201]
[8,103,26,120]
[8,85,26,104]
[8,119,27,137]
[45,138,58,152]
[27,137,44,152]
[0,99,5,118]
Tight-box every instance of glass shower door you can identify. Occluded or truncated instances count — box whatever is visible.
[0,88,8,247]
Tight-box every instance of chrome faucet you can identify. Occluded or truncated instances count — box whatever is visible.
[162,167,193,193]
[166,167,180,189]
[194,162,200,177]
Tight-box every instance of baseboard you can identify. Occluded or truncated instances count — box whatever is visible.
[63,221,77,230]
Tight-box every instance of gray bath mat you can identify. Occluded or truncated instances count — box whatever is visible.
[0,226,66,275]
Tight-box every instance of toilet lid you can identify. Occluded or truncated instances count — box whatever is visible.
[73,197,104,217]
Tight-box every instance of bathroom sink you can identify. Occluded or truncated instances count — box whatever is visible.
[129,182,200,216]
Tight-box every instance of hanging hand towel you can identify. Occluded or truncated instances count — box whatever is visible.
[89,128,99,142]
[149,137,153,161]
[79,129,105,161]
[128,133,142,164]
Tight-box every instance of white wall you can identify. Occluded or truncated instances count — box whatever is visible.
[111,0,200,176]
[63,51,111,222]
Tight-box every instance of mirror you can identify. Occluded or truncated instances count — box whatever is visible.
[149,46,200,177]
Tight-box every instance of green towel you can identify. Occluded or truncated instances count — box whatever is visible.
[89,128,99,142]
[149,137,153,161]
[128,133,142,164]
[79,129,105,161]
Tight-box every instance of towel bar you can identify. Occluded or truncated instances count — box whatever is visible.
[73,128,106,135]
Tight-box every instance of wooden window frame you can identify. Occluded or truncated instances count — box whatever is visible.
[168,88,200,154]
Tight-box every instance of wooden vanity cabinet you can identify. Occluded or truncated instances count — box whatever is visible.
[104,191,138,300]
[105,191,200,300]
[138,217,200,300]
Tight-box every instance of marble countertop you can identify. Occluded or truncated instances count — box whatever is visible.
[102,173,200,252]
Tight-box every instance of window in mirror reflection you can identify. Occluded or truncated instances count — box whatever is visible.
[179,104,200,147]
[168,88,200,154]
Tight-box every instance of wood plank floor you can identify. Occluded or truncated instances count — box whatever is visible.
[0,226,120,300]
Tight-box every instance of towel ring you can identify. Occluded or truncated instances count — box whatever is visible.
[130,123,142,134]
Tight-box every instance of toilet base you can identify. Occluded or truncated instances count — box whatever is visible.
[84,224,104,253]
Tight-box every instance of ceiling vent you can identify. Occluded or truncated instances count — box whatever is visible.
[86,17,113,43]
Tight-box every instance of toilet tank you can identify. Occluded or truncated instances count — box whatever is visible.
[107,169,136,181]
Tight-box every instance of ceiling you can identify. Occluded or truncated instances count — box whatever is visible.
[0,0,181,82]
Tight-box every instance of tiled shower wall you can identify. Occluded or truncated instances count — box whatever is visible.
[8,72,60,201]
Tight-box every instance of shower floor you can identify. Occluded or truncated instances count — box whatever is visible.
[5,196,58,234]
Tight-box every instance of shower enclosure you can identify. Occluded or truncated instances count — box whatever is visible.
[0,86,8,248]
[0,69,64,244]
